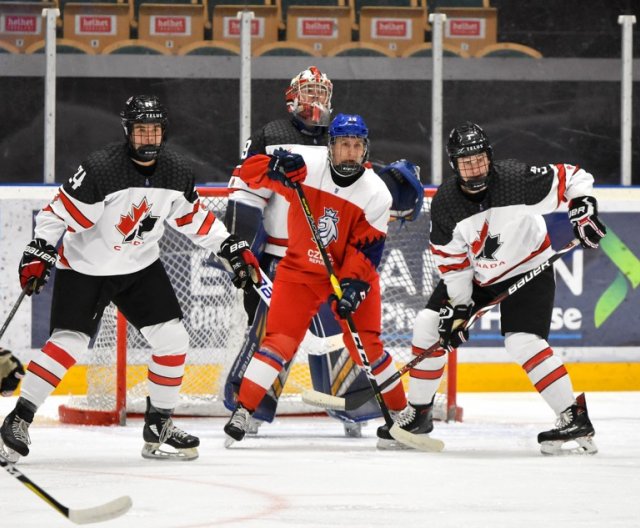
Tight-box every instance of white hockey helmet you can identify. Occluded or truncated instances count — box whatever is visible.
[285,66,333,128]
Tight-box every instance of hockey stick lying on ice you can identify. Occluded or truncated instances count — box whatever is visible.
[302,238,581,412]
[293,181,443,452]
[0,455,132,524]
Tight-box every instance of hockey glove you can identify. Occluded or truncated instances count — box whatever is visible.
[19,238,57,295]
[267,148,307,188]
[329,278,370,319]
[218,235,262,290]
[438,302,472,349]
[568,196,607,249]
[0,348,25,397]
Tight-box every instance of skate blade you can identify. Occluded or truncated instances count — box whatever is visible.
[224,434,243,448]
[0,440,21,463]
[141,442,198,461]
[540,436,598,456]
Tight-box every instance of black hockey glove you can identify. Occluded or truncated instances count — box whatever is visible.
[329,278,370,319]
[19,238,57,295]
[267,148,307,188]
[438,302,472,349]
[218,235,262,290]
[568,196,607,249]
[0,348,25,397]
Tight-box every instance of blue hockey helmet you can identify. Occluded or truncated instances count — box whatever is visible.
[328,113,369,178]
[378,159,424,222]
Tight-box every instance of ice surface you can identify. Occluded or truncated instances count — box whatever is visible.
[1,392,638,528]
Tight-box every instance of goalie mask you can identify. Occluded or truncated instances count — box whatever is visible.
[286,66,333,128]
[328,113,369,178]
[378,160,424,222]
[447,121,493,193]
[121,95,168,162]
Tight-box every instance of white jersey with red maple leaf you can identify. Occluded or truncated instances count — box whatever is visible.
[32,144,230,276]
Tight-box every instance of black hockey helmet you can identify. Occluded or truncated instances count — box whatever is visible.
[120,95,168,162]
[446,122,492,192]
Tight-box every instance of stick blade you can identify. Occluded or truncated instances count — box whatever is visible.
[389,424,445,452]
[68,495,132,525]
[301,389,346,410]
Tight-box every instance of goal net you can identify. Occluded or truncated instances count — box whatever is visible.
[58,187,462,424]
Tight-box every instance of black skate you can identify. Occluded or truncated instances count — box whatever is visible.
[141,397,199,461]
[0,399,34,463]
[376,402,434,450]
[224,404,253,447]
[538,393,597,455]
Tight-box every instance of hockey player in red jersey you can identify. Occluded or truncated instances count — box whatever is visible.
[377,122,606,455]
[0,95,260,463]
[223,114,408,445]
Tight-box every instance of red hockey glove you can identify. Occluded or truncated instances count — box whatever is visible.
[568,196,607,249]
[267,148,307,188]
[18,238,57,295]
[0,348,25,397]
[218,235,261,290]
[329,278,370,319]
[438,302,472,349]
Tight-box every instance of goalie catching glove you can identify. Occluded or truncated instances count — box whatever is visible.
[267,148,307,188]
[329,278,370,319]
[0,348,25,397]
[19,238,57,295]
[568,196,607,249]
[438,302,472,349]
[217,235,261,290]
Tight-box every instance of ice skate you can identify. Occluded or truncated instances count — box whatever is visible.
[0,400,34,463]
[141,397,199,461]
[538,393,597,455]
[247,416,263,435]
[377,402,434,450]
[343,421,365,438]
[224,405,253,447]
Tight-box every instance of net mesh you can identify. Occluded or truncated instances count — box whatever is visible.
[61,189,453,420]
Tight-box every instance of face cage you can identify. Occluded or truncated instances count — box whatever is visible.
[125,121,166,162]
[453,152,491,192]
[287,81,333,127]
[328,136,369,178]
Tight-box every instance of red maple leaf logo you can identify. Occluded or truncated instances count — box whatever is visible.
[117,198,151,238]
[470,220,490,256]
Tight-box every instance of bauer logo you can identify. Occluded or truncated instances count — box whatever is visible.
[297,18,336,38]
[224,17,263,38]
[3,15,40,34]
[446,18,485,39]
[76,15,116,35]
[372,18,411,39]
[150,16,190,36]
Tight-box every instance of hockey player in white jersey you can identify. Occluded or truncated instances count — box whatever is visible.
[0,95,261,463]
[377,122,606,455]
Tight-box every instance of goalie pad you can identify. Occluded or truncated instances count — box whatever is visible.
[377,159,424,222]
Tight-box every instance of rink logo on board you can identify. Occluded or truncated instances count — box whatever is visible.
[76,15,116,35]
[224,17,263,38]
[3,15,40,33]
[297,18,336,38]
[115,198,159,247]
[150,16,191,35]
[372,19,411,39]
[446,18,485,39]
[317,207,340,247]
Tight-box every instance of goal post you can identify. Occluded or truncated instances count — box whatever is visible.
[58,186,463,424]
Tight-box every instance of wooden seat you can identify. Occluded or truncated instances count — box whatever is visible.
[475,42,542,58]
[101,37,170,53]
[359,6,426,56]
[0,41,21,53]
[177,38,239,54]
[401,41,469,57]
[138,3,205,53]
[433,5,497,57]
[212,5,278,52]
[61,2,130,53]
[0,1,57,51]
[285,5,351,56]
[327,41,395,57]
[25,37,97,53]
[254,40,319,56]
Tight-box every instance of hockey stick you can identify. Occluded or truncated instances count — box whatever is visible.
[0,455,132,524]
[302,238,581,412]
[293,182,443,452]
[0,285,31,342]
